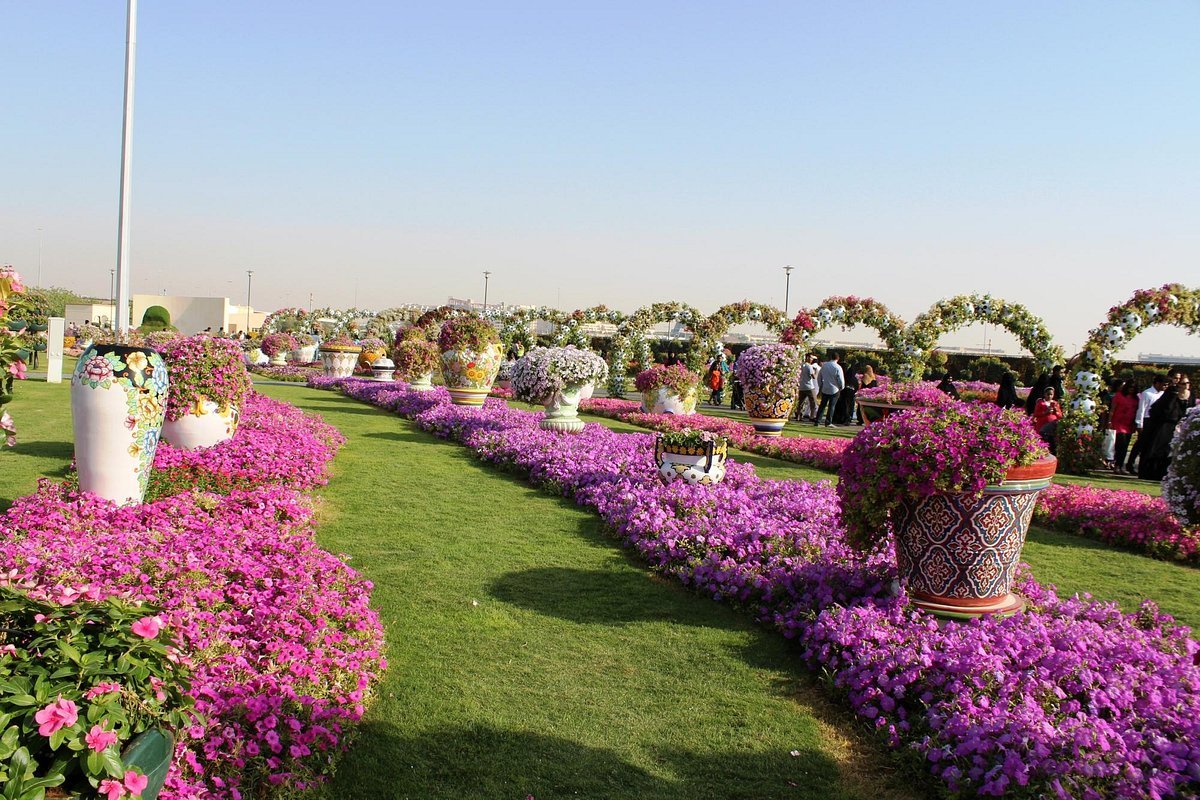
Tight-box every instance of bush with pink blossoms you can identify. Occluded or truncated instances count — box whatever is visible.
[317,380,1200,798]
[159,334,252,421]
[259,332,298,358]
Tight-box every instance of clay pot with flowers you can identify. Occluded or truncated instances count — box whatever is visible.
[734,344,804,437]
[838,402,1056,618]
[634,364,700,415]
[437,317,503,406]
[259,333,298,367]
[511,346,609,433]
[318,335,363,378]
[158,335,251,450]
[392,327,440,391]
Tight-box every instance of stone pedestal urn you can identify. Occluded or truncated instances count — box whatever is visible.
[407,372,434,391]
[320,345,362,378]
[539,383,589,433]
[161,401,239,451]
[892,456,1057,618]
[71,344,169,505]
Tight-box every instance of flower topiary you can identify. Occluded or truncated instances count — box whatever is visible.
[633,364,700,398]
[733,344,803,392]
[259,332,298,357]
[838,402,1048,551]
[393,340,440,380]
[437,316,499,353]
[159,335,252,421]
[1163,406,1200,528]
[511,346,608,403]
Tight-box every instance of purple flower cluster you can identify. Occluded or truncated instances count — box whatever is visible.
[317,380,1200,798]
[0,391,382,798]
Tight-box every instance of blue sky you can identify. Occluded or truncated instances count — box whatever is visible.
[2,1,1198,356]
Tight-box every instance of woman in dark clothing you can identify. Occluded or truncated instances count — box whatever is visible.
[995,371,1020,409]
[1025,372,1051,415]
[1139,379,1194,481]
[936,372,960,400]
[833,366,860,425]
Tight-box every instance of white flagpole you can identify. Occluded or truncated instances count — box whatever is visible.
[115,0,137,332]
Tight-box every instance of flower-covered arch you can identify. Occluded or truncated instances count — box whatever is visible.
[780,296,910,375]
[491,307,567,353]
[364,305,427,339]
[308,307,378,338]
[907,294,1063,380]
[1059,284,1200,473]
[607,302,704,396]
[550,305,628,349]
[261,308,315,336]
[688,302,788,363]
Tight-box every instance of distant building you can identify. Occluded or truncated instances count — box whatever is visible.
[125,295,266,334]
[64,303,117,328]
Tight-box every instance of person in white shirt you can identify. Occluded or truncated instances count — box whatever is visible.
[794,353,820,420]
[814,352,845,427]
[1124,374,1167,473]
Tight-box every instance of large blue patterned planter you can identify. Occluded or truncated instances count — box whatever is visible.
[892,456,1057,619]
[71,344,169,505]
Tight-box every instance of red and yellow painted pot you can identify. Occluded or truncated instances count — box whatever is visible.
[440,344,503,407]
[892,455,1057,619]
[743,384,795,437]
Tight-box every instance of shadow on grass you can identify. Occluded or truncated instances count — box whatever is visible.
[323,723,852,800]
[302,402,391,417]
[3,440,74,463]
[1027,525,1200,571]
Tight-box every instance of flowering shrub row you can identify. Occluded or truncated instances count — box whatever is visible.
[577,397,1200,563]
[0,392,385,798]
[319,378,1200,798]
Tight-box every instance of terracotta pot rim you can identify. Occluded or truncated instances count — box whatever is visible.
[1003,454,1058,482]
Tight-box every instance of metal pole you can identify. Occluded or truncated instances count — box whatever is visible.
[783,265,794,317]
[245,270,253,334]
[483,271,491,312]
[114,0,137,333]
[37,228,43,287]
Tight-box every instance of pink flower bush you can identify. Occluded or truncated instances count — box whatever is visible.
[0,391,383,798]
[319,379,1200,798]
[1035,483,1200,562]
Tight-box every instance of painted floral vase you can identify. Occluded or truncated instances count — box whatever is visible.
[71,344,169,505]
[161,400,239,451]
[540,383,589,433]
[370,357,396,382]
[640,387,698,415]
[440,344,503,406]
[319,344,362,378]
[743,384,795,437]
[892,456,1057,619]
[654,437,727,486]
[407,372,434,391]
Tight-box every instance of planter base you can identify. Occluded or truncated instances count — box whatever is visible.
[909,592,1026,619]
[747,417,787,437]
[540,417,584,433]
[447,387,489,406]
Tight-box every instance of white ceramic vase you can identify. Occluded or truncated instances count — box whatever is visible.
[320,348,361,378]
[71,344,169,505]
[161,401,239,451]
[407,372,434,391]
[539,383,587,433]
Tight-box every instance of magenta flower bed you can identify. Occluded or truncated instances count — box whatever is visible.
[577,397,1199,563]
[0,391,384,798]
[1034,483,1200,562]
[322,379,1200,799]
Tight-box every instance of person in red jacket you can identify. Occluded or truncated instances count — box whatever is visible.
[1032,386,1063,442]
[1108,380,1139,474]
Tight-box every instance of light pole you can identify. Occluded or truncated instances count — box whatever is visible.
[483,271,492,312]
[37,228,43,287]
[245,270,254,334]
[783,265,794,316]
[114,0,138,332]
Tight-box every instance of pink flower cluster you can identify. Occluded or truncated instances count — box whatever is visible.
[0,391,383,798]
[320,379,1200,798]
[1034,483,1200,562]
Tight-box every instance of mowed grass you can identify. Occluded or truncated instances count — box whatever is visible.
[4,379,1199,799]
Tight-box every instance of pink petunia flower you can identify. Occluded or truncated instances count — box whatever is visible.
[123,770,149,796]
[99,778,126,800]
[7,360,25,380]
[34,697,78,736]
[130,616,162,639]
[85,723,119,753]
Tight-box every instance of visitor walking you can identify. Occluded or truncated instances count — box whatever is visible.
[834,365,860,425]
[995,371,1020,409]
[707,362,725,406]
[814,352,845,428]
[936,372,960,400]
[1140,376,1194,481]
[794,353,820,421]
[1108,380,1138,474]
[1127,375,1167,474]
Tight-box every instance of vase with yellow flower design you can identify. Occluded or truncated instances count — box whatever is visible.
[437,317,503,407]
[71,344,169,505]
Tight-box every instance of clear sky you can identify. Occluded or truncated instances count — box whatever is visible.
[2,1,1198,357]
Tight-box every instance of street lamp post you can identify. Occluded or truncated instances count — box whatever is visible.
[245,270,254,334]
[783,265,794,317]
[483,271,492,312]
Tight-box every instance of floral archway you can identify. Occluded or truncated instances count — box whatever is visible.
[492,307,567,353]
[549,305,628,349]
[309,307,378,338]
[261,307,315,336]
[907,294,1063,379]
[364,305,427,339]
[1059,284,1200,473]
[780,296,909,375]
[607,302,704,396]
[687,302,788,363]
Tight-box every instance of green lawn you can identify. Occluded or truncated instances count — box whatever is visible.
[3,380,1199,799]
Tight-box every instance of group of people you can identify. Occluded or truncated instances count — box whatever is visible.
[705,351,743,409]
[794,351,877,427]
